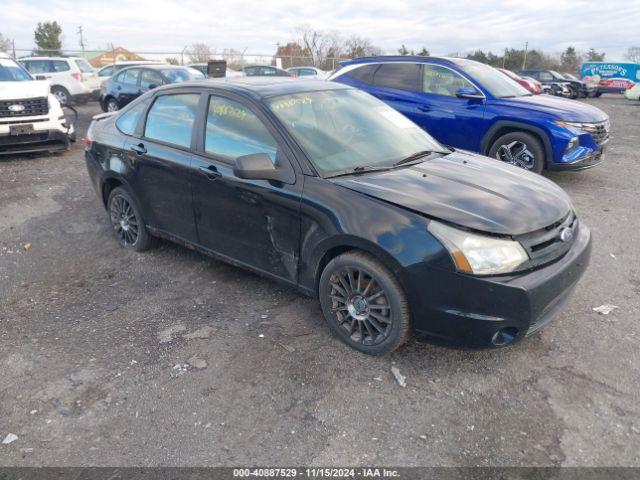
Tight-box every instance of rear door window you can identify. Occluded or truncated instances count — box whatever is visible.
[372,63,421,91]
[52,60,70,72]
[345,64,379,85]
[21,60,52,74]
[118,69,140,86]
[116,99,150,135]
[144,93,199,148]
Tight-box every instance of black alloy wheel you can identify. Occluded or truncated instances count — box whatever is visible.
[319,251,411,354]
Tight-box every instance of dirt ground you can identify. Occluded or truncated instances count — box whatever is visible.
[1,95,639,466]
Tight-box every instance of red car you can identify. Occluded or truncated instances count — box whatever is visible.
[498,68,542,94]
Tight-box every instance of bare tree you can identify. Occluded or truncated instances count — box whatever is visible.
[625,46,640,63]
[187,43,213,63]
[344,35,382,59]
[0,33,11,52]
[296,25,340,68]
[221,48,245,70]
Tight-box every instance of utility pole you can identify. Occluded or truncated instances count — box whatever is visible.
[77,26,86,57]
[502,48,507,68]
[522,41,528,69]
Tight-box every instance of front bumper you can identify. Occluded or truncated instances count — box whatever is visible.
[0,129,70,155]
[548,148,605,171]
[410,224,591,348]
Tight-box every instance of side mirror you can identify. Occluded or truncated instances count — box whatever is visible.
[455,86,484,99]
[234,153,282,181]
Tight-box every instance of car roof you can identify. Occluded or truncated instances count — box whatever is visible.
[153,77,350,99]
[118,64,192,72]
[340,55,472,68]
[19,56,83,61]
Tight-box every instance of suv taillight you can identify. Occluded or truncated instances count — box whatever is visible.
[71,72,81,81]
[85,126,93,149]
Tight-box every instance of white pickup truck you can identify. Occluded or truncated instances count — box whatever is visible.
[0,52,74,155]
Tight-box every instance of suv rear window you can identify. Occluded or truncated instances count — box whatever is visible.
[372,63,421,91]
[74,59,94,73]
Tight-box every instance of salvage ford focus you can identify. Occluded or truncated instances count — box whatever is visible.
[85,78,591,354]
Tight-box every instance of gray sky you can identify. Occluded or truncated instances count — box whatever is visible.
[3,0,638,60]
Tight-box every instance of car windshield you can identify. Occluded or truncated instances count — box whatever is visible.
[458,62,531,98]
[266,88,447,176]
[549,70,565,80]
[160,68,205,83]
[563,73,578,81]
[0,58,32,81]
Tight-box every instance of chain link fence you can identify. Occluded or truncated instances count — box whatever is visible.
[8,48,344,71]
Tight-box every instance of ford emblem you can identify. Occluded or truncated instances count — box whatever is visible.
[8,104,25,112]
[559,227,574,243]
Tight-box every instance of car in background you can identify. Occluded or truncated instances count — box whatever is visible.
[19,56,100,106]
[520,75,544,94]
[187,63,245,78]
[624,83,640,101]
[560,72,595,98]
[85,78,591,353]
[497,68,541,94]
[0,52,74,155]
[331,56,609,172]
[243,65,292,77]
[99,64,204,112]
[286,66,327,79]
[518,69,578,98]
[97,61,163,78]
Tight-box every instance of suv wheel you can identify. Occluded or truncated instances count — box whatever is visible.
[318,251,411,355]
[488,132,545,173]
[107,187,154,252]
[106,98,120,112]
[52,87,70,106]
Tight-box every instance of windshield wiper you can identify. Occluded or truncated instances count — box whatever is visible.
[393,150,442,167]
[325,165,392,179]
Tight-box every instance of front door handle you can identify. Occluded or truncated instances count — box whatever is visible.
[130,143,147,155]
[199,165,221,180]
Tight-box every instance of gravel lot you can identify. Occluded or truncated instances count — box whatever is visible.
[1,96,639,466]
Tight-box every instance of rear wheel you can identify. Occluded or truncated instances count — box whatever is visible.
[51,86,70,106]
[318,251,411,355]
[107,187,154,252]
[488,131,545,173]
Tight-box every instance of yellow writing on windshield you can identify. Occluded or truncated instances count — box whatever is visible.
[271,97,312,111]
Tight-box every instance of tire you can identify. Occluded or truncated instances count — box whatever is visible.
[488,131,545,174]
[106,98,120,112]
[107,187,154,252]
[51,86,70,106]
[569,86,579,99]
[318,251,411,355]
[594,91,602,98]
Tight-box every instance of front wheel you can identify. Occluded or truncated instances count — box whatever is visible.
[488,131,545,173]
[318,251,411,355]
[106,98,120,112]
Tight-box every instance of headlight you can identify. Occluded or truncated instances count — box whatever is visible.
[428,220,528,275]
[565,136,579,153]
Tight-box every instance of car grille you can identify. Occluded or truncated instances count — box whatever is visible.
[0,97,49,118]
[580,120,610,146]
[517,212,577,269]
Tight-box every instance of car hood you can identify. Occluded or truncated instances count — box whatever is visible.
[0,80,50,101]
[331,151,573,236]
[492,94,608,122]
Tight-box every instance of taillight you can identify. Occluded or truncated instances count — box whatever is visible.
[85,125,93,149]
[71,72,81,81]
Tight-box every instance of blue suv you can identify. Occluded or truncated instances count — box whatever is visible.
[330,56,609,173]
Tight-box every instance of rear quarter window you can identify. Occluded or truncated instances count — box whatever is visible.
[52,60,70,72]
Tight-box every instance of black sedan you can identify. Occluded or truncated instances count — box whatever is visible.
[99,64,204,112]
[85,78,591,354]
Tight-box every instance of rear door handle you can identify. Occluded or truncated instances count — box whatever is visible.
[199,165,221,180]
[417,105,430,112]
[130,143,147,155]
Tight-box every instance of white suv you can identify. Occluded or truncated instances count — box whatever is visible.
[0,52,74,155]
[19,56,100,106]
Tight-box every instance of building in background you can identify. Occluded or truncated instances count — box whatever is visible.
[88,47,146,67]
